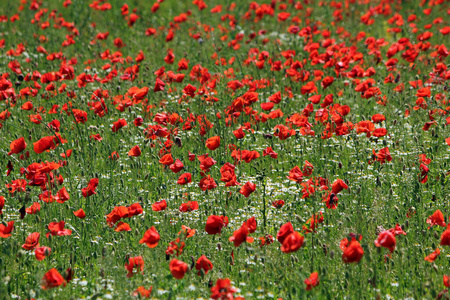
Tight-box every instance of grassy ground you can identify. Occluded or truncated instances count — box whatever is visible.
[0,0,450,299]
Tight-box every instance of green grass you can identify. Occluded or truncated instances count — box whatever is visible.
[0,0,450,299]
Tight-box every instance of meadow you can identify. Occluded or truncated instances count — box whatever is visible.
[0,0,449,299]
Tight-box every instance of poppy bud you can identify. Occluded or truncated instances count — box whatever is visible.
[434,231,440,240]
[295,215,304,223]
[174,136,182,147]
[17,250,26,259]
[433,263,439,272]
[19,205,25,219]
[330,250,335,259]
[290,255,298,264]
[338,161,343,169]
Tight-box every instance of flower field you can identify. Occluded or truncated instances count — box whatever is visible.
[0,0,449,298]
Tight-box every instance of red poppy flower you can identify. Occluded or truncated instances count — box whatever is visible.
[272,200,285,209]
[24,202,40,215]
[177,173,192,185]
[8,137,26,155]
[73,209,86,219]
[82,178,99,198]
[0,221,14,238]
[277,222,294,244]
[115,222,131,232]
[341,237,364,263]
[152,200,167,211]
[183,84,197,97]
[179,201,199,212]
[280,231,304,253]
[444,275,450,287]
[371,147,392,164]
[263,146,278,158]
[301,81,318,95]
[261,102,274,111]
[46,221,72,238]
[321,76,334,89]
[139,226,160,248]
[134,117,144,127]
[159,153,174,165]
[233,127,245,139]
[388,223,406,236]
[128,145,141,157]
[127,203,143,216]
[205,215,228,235]
[331,179,348,194]
[323,192,339,209]
[425,248,440,262]
[56,187,70,203]
[22,232,40,250]
[419,163,429,183]
[109,151,120,160]
[372,114,386,123]
[169,259,188,279]
[210,278,237,300]
[133,286,153,298]
[305,272,319,290]
[199,175,217,191]
[206,136,220,151]
[302,160,314,177]
[229,223,254,247]
[245,217,257,233]
[356,120,375,137]
[287,166,303,183]
[154,78,165,92]
[33,136,55,154]
[303,212,324,234]
[0,196,4,215]
[169,159,184,173]
[125,256,144,278]
[111,118,127,132]
[440,224,450,246]
[374,230,396,253]
[35,246,51,261]
[195,255,213,276]
[198,154,216,172]
[239,181,256,197]
[106,206,129,226]
[41,268,66,290]
[427,209,446,229]
[259,235,274,247]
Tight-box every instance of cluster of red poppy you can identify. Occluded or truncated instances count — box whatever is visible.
[1,0,450,298]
